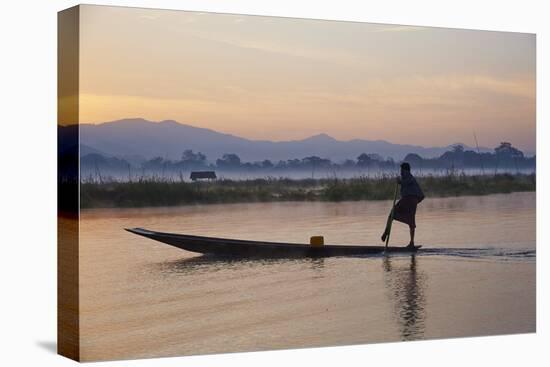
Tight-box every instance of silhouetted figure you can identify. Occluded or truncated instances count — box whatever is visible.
[381,162,425,247]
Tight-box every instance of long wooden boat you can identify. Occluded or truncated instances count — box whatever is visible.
[126,228,421,258]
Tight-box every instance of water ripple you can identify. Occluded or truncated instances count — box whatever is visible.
[418,247,535,261]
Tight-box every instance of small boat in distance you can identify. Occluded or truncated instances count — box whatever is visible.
[126,228,421,258]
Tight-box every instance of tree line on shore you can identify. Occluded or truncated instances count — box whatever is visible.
[403,142,534,171]
[80,141,535,180]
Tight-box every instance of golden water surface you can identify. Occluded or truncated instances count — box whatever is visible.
[79,192,535,361]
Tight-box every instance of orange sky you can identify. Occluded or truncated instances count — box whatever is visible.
[78,5,536,151]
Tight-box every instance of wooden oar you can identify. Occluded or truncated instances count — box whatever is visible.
[385,182,400,249]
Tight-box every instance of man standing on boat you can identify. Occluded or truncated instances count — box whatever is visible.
[381,162,425,248]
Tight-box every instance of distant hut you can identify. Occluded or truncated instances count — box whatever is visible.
[190,171,217,181]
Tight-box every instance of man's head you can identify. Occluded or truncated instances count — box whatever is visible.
[400,162,411,174]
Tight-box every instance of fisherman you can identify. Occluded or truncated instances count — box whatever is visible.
[381,162,425,248]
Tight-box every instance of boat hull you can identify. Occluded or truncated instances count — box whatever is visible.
[126,228,421,258]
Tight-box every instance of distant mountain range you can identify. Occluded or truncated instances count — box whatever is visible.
[64,118,497,162]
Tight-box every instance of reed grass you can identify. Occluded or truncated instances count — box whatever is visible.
[80,173,535,208]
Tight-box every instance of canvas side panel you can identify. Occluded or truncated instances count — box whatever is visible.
[58,5,80,361]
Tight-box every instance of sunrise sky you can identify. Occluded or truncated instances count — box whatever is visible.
[78,5,536,151]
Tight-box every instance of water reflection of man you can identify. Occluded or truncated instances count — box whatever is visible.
[383,255,426,340]
[381,162,425,248]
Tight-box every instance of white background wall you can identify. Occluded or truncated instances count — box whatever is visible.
[0,0,547,366]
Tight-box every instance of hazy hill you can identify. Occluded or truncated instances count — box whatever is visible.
[71,118,491,162]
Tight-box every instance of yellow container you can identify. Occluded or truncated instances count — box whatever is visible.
[310,236,324,246]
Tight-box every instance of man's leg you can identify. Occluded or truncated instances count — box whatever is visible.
[408,226,415,247]
[381,210,393,242]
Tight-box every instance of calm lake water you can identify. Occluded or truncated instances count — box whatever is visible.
[79,192,535,361]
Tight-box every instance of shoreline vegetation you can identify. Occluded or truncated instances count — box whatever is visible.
[78,142,535,180]
[80,173,536,209]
